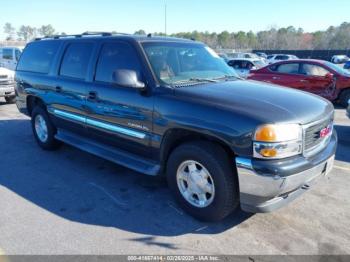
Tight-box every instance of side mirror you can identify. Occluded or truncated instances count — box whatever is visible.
[112,69,146,90]
[325,73,334,79]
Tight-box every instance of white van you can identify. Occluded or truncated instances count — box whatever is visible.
[0,47,23,71]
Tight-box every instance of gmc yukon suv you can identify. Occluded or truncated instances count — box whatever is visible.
[15,33,337,221]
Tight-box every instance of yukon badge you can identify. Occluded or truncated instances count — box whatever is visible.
[127,122,149,131]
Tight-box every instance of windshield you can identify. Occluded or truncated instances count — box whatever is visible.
[325,61,350,76]
[142,42,239,85]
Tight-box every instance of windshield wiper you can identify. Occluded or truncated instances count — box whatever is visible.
[189,78,218,83]
[214,75,243,81]
[171,78,218,86]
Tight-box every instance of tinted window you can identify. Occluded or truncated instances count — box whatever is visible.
[2,49,13,60]
[17,41,60,73]
[276,63,299,74]
[60,42,94,79]
[267,55,274,59]
[301,64,330,76]
[229,60,242,69]
[95,42,142,83]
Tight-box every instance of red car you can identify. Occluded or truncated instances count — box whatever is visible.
[248,59,350,107]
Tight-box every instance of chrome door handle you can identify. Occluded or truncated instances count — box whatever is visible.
[300,79,308,82]
[272,76,280,80]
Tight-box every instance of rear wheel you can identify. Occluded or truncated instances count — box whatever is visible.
[339,89,350,108]
[31,106,61,150]
[5,96,15,104]
[166,141,239,221]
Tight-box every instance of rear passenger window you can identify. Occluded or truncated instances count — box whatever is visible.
[17,41,60,74]
[60,42,94,79]
[95,42,142,83]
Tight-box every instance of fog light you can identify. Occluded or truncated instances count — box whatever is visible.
[260,148,277,157]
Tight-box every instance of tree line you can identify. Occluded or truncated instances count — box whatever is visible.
[3,22,350,50]
[3,23,64,42]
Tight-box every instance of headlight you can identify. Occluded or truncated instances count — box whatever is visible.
[253,124,302,159]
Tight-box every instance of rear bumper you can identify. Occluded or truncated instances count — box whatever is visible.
[236,132,337,213]
[0,85,15,97]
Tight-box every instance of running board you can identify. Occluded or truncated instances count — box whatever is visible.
[55,130,160,176]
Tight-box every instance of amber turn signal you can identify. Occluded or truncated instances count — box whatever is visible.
[254,125,277,142]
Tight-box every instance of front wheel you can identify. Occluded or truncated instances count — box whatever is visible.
[166,141,239,221]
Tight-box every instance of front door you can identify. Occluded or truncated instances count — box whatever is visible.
[85,41,154,158]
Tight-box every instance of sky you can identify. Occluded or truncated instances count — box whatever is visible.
[0,0,349,40]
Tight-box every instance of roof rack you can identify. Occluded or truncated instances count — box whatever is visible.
[34,31,131,41]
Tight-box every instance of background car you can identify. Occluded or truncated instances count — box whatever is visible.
[331,55,349,64]
[248,59,350,106]
[230,52,268,64]
[227,58,266,78]
[267,54,299,64]
[255,52,267,59]
[0,47,23,71]
[0,66,15,103]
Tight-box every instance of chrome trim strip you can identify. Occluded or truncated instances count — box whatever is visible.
[86,118,146,139]
[53,109,86,123]
[52,109,146,139]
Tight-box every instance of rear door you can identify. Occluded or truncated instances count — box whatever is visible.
[48,41,95,135]
[299,63,335,97]
[84,41,154,158]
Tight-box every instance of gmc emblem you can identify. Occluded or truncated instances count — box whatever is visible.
[320,125,332,138]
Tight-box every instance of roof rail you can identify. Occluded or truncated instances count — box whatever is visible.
[34,31,131,41]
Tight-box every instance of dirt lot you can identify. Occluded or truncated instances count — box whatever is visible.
[0,100,349,255]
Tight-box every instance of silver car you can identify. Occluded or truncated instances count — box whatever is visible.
[227,58,267,78]
[0,67,16,104]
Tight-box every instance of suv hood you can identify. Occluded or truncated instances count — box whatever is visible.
[173,80,333,125]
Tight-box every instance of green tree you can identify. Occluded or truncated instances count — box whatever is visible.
[38,24,55,36]
[4,23,15,40]
[17,25,37,42]
[134,29,146,35]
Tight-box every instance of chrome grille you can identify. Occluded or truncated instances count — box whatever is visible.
[0,75,8,79]
[303,115,333,156]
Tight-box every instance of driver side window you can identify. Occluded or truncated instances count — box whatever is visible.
[95,42,142,84]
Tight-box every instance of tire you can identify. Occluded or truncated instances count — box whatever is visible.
[5,96,15,104]
[339,89,350,108]
[166,141,239,222]
[31,106,61,150]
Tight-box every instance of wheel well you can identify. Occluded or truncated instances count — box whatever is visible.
[160,129,235,173]
[27,96,45,116]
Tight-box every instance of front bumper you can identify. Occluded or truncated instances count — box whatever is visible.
[0,84,15,97]
[236,132,337,213]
